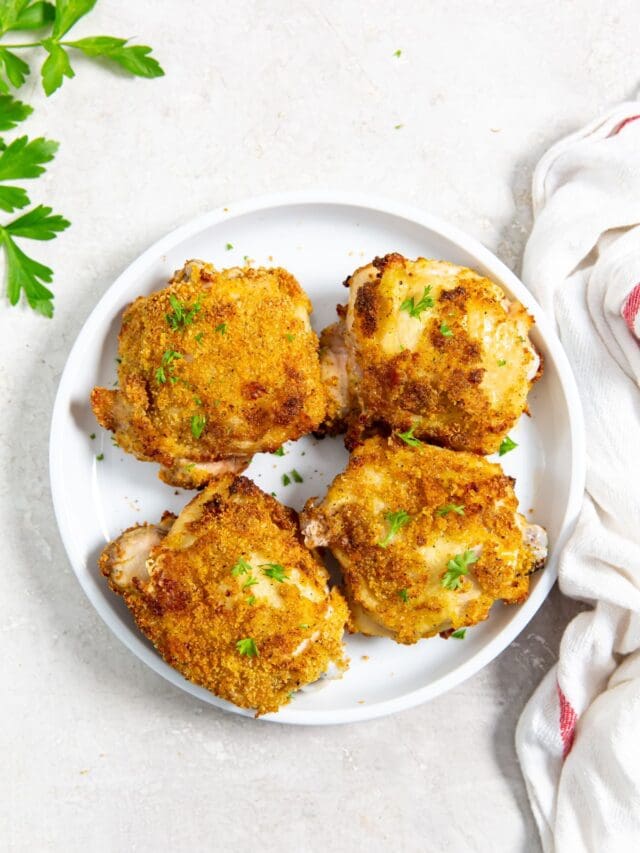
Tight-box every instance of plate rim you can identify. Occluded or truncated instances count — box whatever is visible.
[49,189,586,725]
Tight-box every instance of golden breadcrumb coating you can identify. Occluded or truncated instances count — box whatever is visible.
[301,436,547,644]
[92,260,327,487]
[319,254,542,454]
[100,475,349,715]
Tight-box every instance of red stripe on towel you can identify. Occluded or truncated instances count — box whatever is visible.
[622,284,640,340]
[611,115,640,135]
[557,683,578,758]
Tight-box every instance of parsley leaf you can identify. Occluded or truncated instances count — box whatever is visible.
[261,563,288,583]
[400,285,434,318]
[290,468,303,483]
[441,550,479,590]
[451,628,467,639]
[498,436,517,456]
[0,135,58,179]
[236,637,258,657]
[397,425,422,447]
[393,49,402,58]
[378,510,411,548]
[246,595,256,605]
[440,323,453,337]
[154,366,166,384]
[0,205,69,315]
[65,36,164,79]
[497,359,507,367]
[231,558,252,576]
[242,576,258,590]
[0,94,32,130]
[272,446,285,457]
[6,3,55,33]
[41,39,74,95]
[282,473,291,486]
[398,588,409,602]
[225,242,233,250]
[95,452,103,461]
[215,322,226,334]
[52,0,97,39]
[0,48,30,90]
[436,504,465,517]
[190,413,206,439]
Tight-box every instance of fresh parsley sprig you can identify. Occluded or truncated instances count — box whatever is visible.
[0,1,164,97]
[441,550,479,590]
[378,509,411,548]
[0,94,69,315]
[0,2,162,317]
[400,285,434,319]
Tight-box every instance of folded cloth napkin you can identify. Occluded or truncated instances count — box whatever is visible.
[516,103,640,853]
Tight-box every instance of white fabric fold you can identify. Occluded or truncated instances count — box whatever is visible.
[515,102,640,853]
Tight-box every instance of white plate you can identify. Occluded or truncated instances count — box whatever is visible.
[50,191,585,724]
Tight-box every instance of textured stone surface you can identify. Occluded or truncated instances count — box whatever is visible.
[1,0,632,849]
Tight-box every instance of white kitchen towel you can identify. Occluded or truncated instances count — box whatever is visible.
[516,104,640,853]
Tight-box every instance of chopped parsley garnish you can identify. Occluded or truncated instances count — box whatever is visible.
[398,588,409,603]
[89,433,96,440]
[96,453,104,461]
[184,463,196,472]
[285,333,296,342]
[400,285,434,318]
[282,473,291,486]
[497,359,507,367]
[394,123,403,129]
[378,510,411,548]
[397,425,422,447]
[166,294,201,330]
[441,550,479,590]
[156,348,183,383]
[225,242,233,250]
[194,396,202,406]
[243,255,250,264]
[436,504,465,517]
[236,637,258,657]
[215,323,227,335]
[246,595,256,606]
[272,447,285,457]
[194,332,205,345]
[299,623,310,629]
[162,349,182,365]
[440,323,453,337]
[499,436,518,456]
[393,49,402,58]
[290,469,303,483]
[242,576,258,590]
[261,563,288,583]
[451,628,467,639]
[190,413,206,439]
[231,558,252,577]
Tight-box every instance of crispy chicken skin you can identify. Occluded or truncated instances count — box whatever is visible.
[92,261,327,488]
[100,475,349,715]
[301,436,547,644]
[319,254,542,454]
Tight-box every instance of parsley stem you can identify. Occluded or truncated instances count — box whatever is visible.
[0,42,42,49]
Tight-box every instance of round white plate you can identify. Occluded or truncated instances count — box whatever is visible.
[50,191,585,724]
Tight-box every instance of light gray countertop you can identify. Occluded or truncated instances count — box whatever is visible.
[2,1,632,849]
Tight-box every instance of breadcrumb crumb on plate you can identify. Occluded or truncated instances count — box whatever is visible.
[50,192,584,724]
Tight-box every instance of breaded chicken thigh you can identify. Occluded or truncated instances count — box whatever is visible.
[100,475,349,715]
[320,254,541,454]
[301,436,547,644]
[92,261,326,488]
